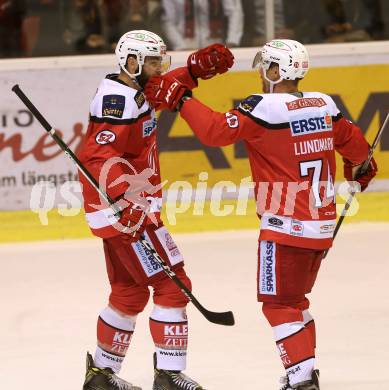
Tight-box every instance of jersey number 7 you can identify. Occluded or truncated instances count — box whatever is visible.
[299,159,335,208]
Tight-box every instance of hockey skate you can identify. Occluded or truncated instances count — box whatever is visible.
[152,353,205,390]
[82,352,141,390]
[279,370,320,390]
[279,375,292,390]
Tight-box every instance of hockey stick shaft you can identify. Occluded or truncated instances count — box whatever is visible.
[12,84,234,326]
[323,112,389,259]
[11,85,120,216]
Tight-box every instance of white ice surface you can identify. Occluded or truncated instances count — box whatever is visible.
[1,223,389,389]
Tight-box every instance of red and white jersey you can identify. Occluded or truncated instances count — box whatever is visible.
[181,92,370,249]
[78,74,162,238]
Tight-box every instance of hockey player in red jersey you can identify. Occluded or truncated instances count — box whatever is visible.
[144,39,377,389]
[77,30,233,390]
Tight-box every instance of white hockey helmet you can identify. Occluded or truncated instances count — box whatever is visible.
[115,30,171,78]
[252,39,309,91]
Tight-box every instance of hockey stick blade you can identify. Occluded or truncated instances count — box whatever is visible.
[197,306,235,326]
[176,286,235,326]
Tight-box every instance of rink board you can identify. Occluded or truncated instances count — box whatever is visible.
[0,42,389,210]
[0,225,388,389]
[0,192,389,243]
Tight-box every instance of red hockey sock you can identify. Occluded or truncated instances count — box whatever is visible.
[297,298,316,350]
[149,305,188,371]
[303,310,316,349]
[94,306,137,373]
[263,302,315,386]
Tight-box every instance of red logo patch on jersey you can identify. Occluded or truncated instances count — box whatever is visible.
[290,220,304,236]
[286,98,327,111]
[324,112,332,126]
[95,130,116,145]
[225,112,239,128]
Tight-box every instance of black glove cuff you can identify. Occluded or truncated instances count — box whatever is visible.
[176,89,193,112]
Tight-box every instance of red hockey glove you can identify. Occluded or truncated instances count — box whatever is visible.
[169,66,198,90]
[343,156,377,192]
[118,204,148,241]
[187,43,234,80]
[144,74,191,111]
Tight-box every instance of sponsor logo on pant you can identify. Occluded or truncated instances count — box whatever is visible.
[155,227,184,266]
[133,238,162,277]
[259,241,276,295]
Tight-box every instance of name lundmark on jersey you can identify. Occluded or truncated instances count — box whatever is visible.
[294,137,333,156]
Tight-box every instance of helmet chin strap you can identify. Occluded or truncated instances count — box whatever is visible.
[262,67,283,93]
[120,64,143,87]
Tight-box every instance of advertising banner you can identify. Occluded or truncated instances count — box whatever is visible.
[1,56,388,210]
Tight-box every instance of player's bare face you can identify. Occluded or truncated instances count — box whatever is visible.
[138,57,163,88]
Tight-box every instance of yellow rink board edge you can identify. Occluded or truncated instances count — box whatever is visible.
[0,192,388,243]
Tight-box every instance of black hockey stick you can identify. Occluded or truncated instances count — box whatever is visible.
[323,112,389,259]
[12,84,235,326]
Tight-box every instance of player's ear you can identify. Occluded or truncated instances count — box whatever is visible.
[269,64,280,79]
[126,56,139,73]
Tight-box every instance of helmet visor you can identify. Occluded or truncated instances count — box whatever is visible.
[252,51,262,69]
[144,54,171,74]
[161,54,171,74]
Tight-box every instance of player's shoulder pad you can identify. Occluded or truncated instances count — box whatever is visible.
[302,92,342,120]
[238,94,264,113]
[90,76,150,123]
[238,94,280,127]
